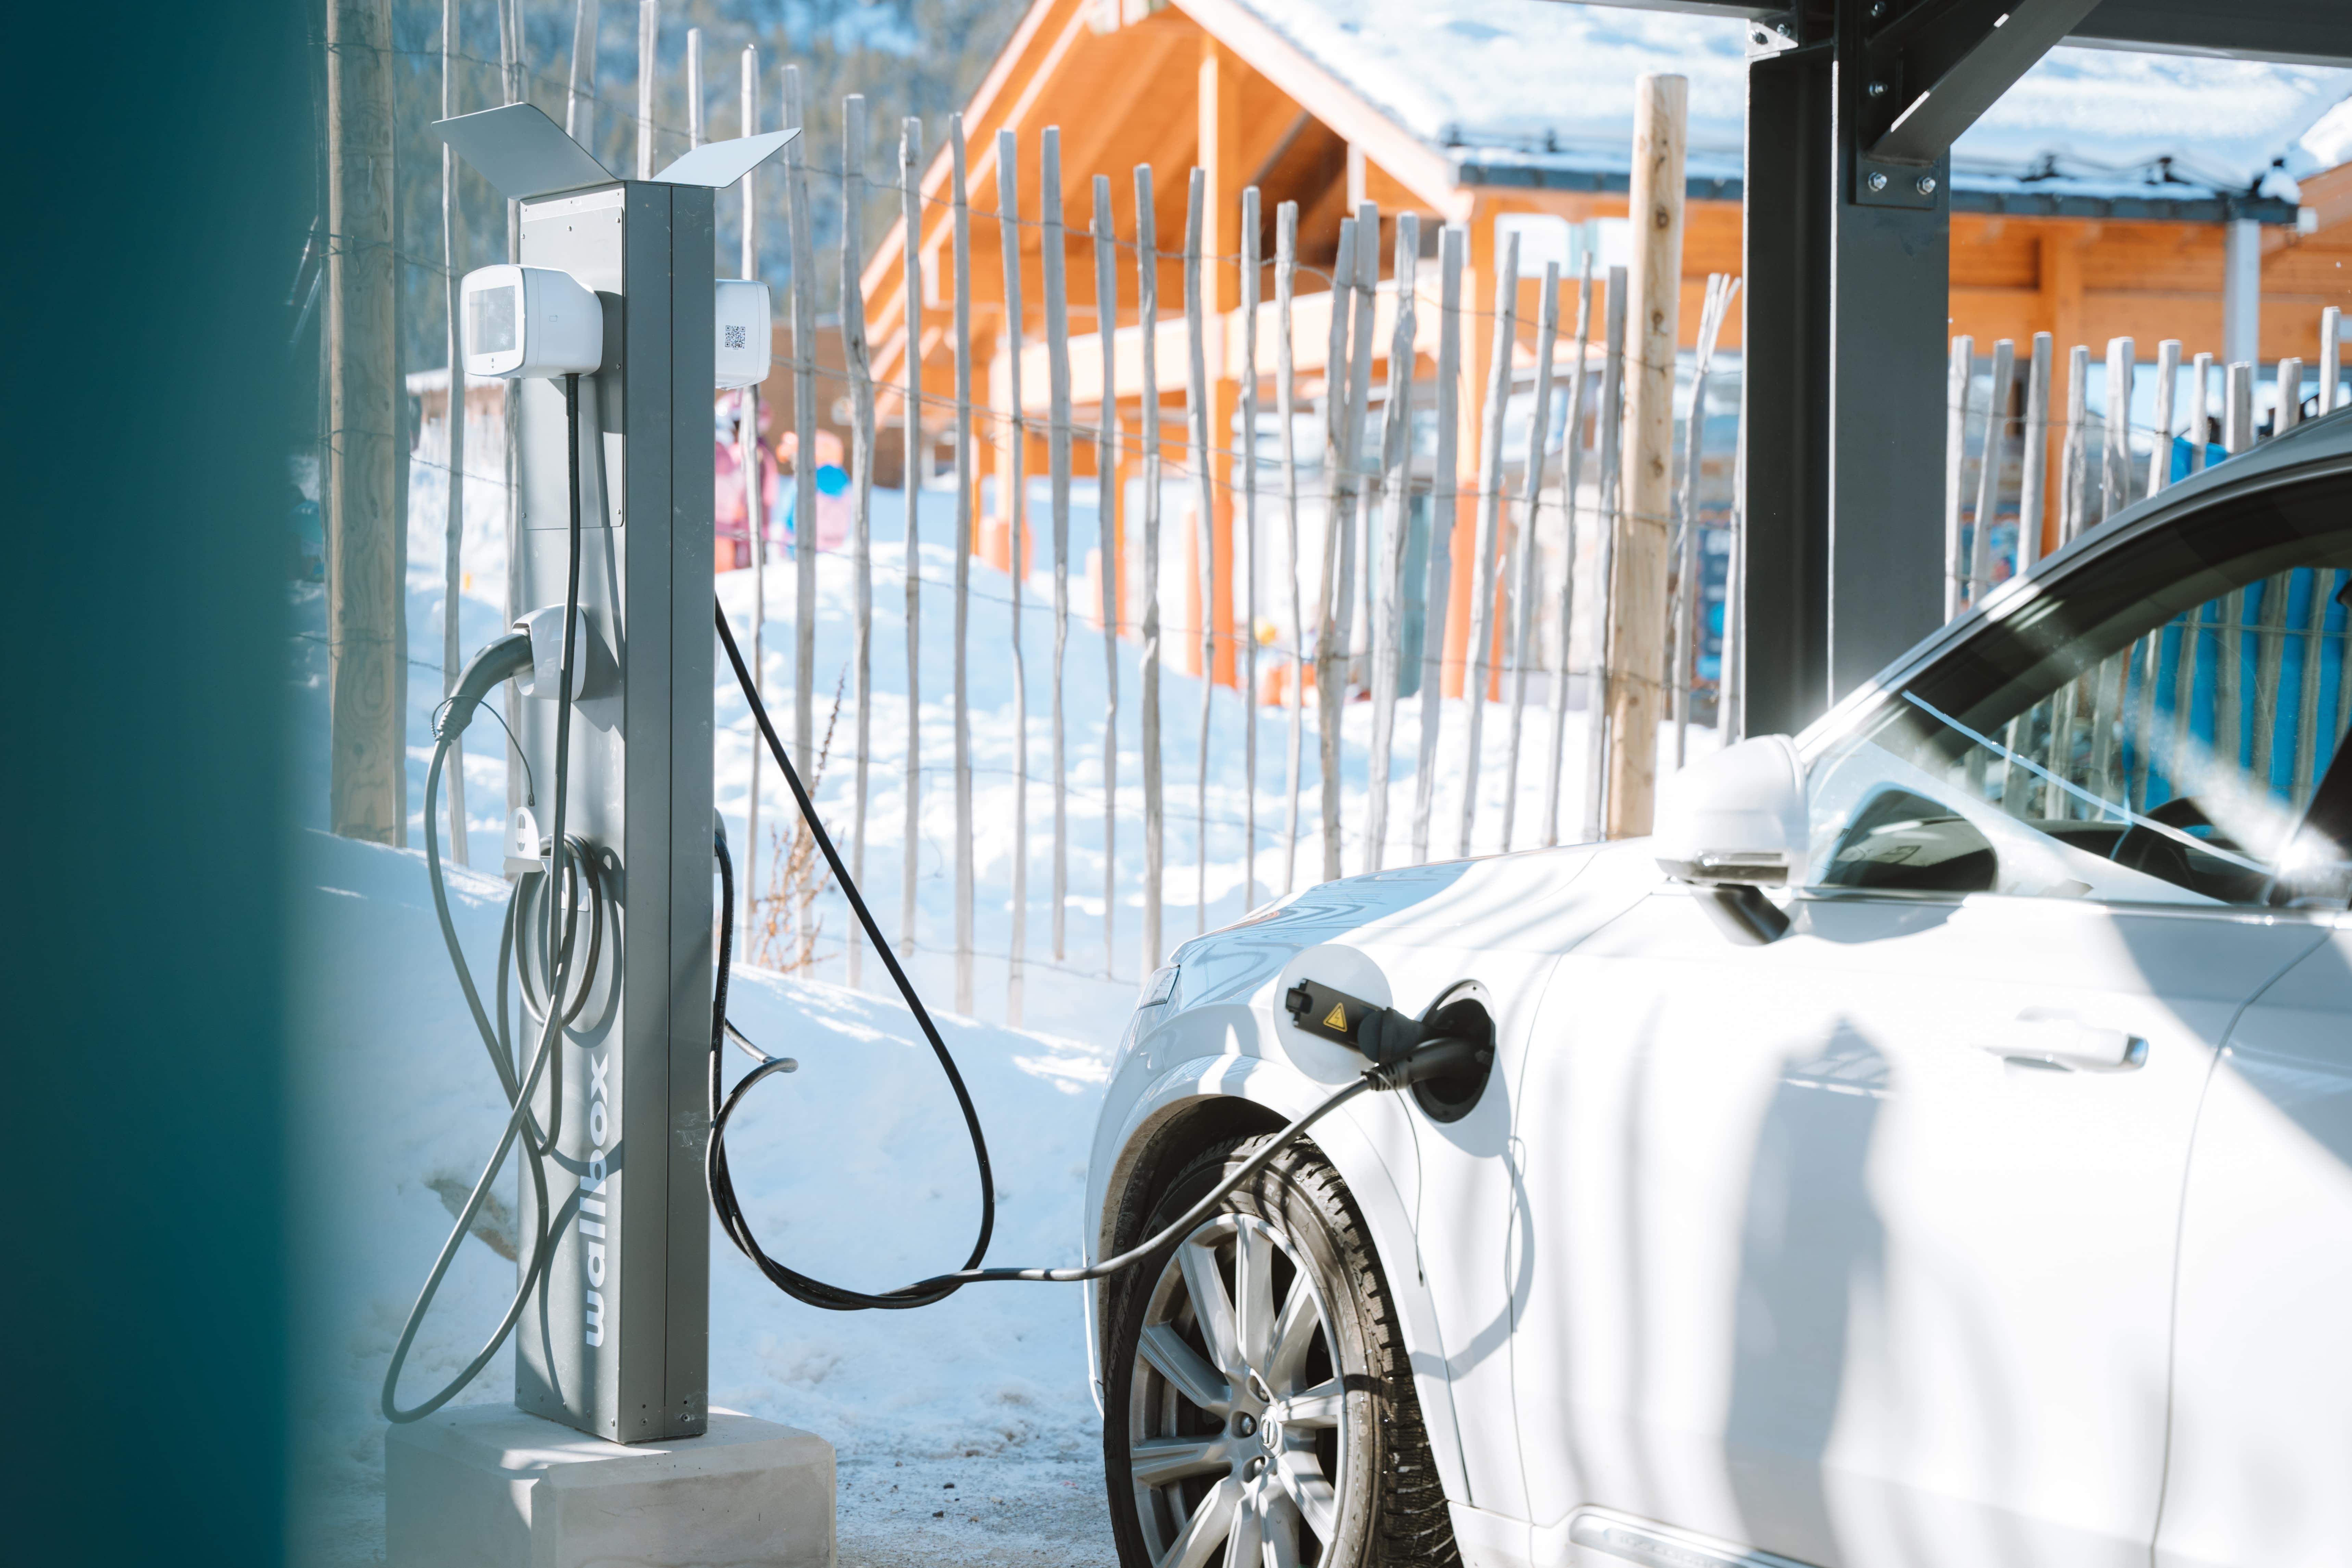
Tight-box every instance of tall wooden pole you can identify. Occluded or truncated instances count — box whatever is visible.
[1602,73,1685,839]
[327,0,405,845]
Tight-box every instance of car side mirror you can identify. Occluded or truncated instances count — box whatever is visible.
[1653,736,1806,943]
[1654,735,1807,886]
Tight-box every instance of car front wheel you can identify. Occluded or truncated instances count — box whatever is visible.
[1102,1134,1459,1567]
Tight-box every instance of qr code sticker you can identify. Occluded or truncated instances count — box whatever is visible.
[725,325,748,349]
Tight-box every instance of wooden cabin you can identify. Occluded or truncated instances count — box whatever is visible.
[841,0,2352,697]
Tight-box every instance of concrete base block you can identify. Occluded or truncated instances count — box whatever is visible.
[387,1404,834,1568]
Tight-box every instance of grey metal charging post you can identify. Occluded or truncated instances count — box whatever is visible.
[435,105,794,1446]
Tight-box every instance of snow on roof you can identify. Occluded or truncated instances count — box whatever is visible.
[1234,0,2352,202]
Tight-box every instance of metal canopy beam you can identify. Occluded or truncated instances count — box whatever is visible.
[1866,0,2104,169]
[1563,0,2352,64]
[1552,0,2352,62]
[2068,0,2352,66]
[1543,0,2352,732]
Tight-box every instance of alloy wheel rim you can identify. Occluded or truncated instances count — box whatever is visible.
[1126,1212,1347,1568]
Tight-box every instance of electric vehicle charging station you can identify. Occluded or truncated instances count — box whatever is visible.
[383,103,834,1568]
[389,98,1486,1568]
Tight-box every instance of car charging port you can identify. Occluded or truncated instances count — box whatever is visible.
[1283,978,1497,1124]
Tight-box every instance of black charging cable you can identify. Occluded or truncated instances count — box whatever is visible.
[708,603,1491,1305]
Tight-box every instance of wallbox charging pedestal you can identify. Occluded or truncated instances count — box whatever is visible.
[389,100,820,1568]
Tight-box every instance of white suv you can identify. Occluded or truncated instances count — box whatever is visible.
[1082,409,2352,1568]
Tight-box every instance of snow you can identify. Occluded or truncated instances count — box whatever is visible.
[1230,0,2352,196]
[284,824,1119,1565]
[286,441,1673,1563]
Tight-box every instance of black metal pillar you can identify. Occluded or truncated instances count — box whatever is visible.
[1740,37,1831,736]
[1740,2,1955,734]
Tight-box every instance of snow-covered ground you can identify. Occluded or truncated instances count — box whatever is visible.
[284,825,1117,1566]
[284,455,1702,1564]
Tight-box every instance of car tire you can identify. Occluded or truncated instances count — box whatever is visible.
[1102,1134,1460,1567]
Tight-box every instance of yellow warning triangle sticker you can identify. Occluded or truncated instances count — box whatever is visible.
[1323,1002,1348,1031]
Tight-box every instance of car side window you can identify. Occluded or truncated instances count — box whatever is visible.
[1804,473,2352,907]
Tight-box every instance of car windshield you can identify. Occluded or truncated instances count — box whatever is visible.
[1806,464,2352,907]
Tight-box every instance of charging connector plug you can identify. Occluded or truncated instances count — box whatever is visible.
[438,629,532,742]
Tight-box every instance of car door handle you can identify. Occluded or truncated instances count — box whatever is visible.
[1986,1012,2149,1072]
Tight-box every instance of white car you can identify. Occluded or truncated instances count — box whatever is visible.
[1082,410,2352,1568]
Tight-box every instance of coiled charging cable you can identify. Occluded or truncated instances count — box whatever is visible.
[708,607,1486,1308]
[383,373,595,1423]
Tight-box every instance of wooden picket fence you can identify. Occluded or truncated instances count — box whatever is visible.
[700,81,1749,1023]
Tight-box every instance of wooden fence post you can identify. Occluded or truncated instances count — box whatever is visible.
[1602,72,1685,839]
[2018,332,2051,569]
[741,45,764,938]
[1043,127,1072,963]
[1501,260,1560,849]
[1943,334,1973,620]
[2061,343,2089,542]
[1542,254,1594,845]
[1583,265,1628,842]
[1314,216,1357,883]
[1136,162,1164,968]
[566,0,599,146]
[1456,230,1519,858]
[2102,336,2135,518]
[899,115,923,960]
[843,95,874,990]
[1184,167,1212,933]
[783,67,817,777]
[2224,360,2253,453]
[949,116,976,1014]
[1413,224,1465,864]
[1966,336,2012,604]
[440,0,470,865]
[1092,174,1120,975]
[2147,338,2179,497]
[1240,184,1261,905]
[2322,307,2342,415]
[1275,201,1303,893]
[2189,351,2213,475]
[996,127,1030,1021]
[636,0,657,179]
[1365,213,1420,872]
